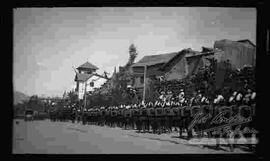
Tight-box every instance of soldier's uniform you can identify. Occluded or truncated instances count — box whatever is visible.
[228,92,237,106]
[243,89,253,106]
[171,101,180,132]
[182,99,194,138]
[145,102,152,132]
[151,101,160,134]
[251,91,256,104]
[124,105,132,129]
[71,108,76,123]
[105,107,111,127]
[130,105,135,130]
[133,104,141,131]
[115,106,121,127]
[155,102,165,134]
[165,101,175,133]
[111,107,118,127]
[82,108,87,125]
[235,92,243,106]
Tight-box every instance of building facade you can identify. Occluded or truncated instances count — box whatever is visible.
[74,61,108,99]
[131,48,220,90]
[214,39,256,69]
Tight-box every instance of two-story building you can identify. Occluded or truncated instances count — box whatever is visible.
[131,47,221,92]
[74,61,108,99]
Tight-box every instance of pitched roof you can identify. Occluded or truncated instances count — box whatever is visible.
[74,72,109,82]
[183,48,201,57]
[93,73,109,80]
[132,52,179,67]
[74,73,92,82]
[214,39,256,49]
[237,39,256,47]
[160,48,202,71]
[77,61,99,70]
[185,49,218,58]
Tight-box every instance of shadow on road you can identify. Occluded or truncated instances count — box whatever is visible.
[127,134,180,145]
[66,127,88,133]
[201,145,229,152]
[171,135,190,140]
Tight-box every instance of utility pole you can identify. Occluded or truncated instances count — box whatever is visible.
[84,82,87,109]
[82,81,87,124]
[142,65,147,104]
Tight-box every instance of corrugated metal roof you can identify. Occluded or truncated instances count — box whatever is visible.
[77,61,99,70]
[132,52,179,67]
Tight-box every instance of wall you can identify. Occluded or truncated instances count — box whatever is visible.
[164,57,187,80]
[133,76,150,89]
[186,56,204,76]
[214,41,256,69]
[132,65,161,89]
[78,81,85,100]
[77,75,108,99]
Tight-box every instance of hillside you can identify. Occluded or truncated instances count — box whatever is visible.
[14,91,30,105]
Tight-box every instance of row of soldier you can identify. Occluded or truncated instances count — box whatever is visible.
[48,88,256,151]
[48,88,256,137]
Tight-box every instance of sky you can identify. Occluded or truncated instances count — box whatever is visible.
[13,7,256,97]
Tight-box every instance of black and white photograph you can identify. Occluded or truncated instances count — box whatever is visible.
[13,7,258,154]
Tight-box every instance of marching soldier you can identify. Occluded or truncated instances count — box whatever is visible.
[171,100,180,132]
[166,91,173,102]
[145,102,152,132]
[133,104,141,132]
[251,90,256,103]
[195,90,203,105]
[124,104,131,130]
[189,91,197,107]
[156,101,165,134]
[159,91,166,102]
[235,90,243,106]
[82,108,87,125]
[200,94,210,105]
[178,89,185,106]
[228,91,237,106]
[139,103,147,132]
[243,89,253,106]
[71,108,76,123]
[152,100,161,134]
[213,93,225,106]
[147,103,155,133]
[105,106,111,127]
[159,100,168,133]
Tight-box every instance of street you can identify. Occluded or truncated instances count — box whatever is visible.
[12,119,252,154]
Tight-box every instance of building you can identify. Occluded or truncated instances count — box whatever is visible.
[214,39,256,69]
[74,61,108,99]
[131,48,220,91]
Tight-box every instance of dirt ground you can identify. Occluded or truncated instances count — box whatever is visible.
[12,119,253,154]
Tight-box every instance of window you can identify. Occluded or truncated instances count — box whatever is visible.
[140,76,144,84]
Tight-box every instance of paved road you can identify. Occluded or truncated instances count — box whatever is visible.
[12,119,252,154]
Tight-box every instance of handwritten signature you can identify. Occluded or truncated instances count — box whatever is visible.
[211,125,258,136]
[188,110,252,131]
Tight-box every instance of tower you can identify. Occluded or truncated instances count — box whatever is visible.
[74,61,99,99]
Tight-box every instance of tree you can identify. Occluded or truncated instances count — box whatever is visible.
[86,44,139,107]
[126,44,138,67]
